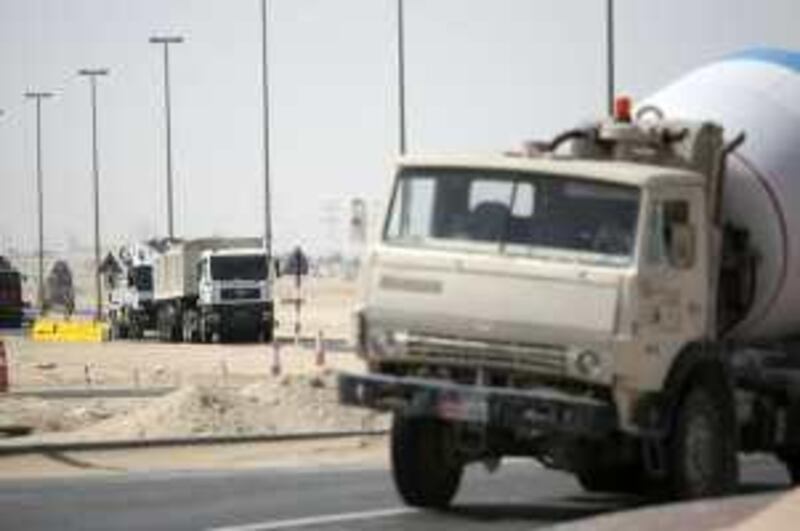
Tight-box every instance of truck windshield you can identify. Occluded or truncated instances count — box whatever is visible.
[210,255,267,281]
[384,167,640,266]
[132,266,153,291]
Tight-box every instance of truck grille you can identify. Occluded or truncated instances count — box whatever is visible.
[404,333,567,376]
[220,288,260,300]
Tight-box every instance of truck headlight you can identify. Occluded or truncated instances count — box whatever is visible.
[370,329,408,358]
[575,350,602,378]
[570,348,608,381]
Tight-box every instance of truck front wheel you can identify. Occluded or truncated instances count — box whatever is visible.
[667,381,738,499]
[390,415,463,509]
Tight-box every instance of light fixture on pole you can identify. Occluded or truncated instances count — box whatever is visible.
[149,35,184,240]
[24,91,54,311]
[78,68,110,321]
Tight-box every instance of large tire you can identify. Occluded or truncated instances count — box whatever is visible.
[262,318,274,344]
[129,321,143,340]
[199,319,211,343]
[182,311,199,343]
[157,307,180,342]
[111,314,129,340]
[779,453,800,485]
[576,463,644,495]
[667,381,738,499]
[390,415,463,509]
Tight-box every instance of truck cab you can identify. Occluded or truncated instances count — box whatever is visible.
[107,246,156,339]
[358,153,712,423]
[192,248,271,342]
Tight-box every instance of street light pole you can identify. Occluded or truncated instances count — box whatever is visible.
[606,0,615,116]
[259,0,272,261]
[78,68,109,321]
[396,0,412,232]
[396,0,407,155]
[24,91,54,311]
[149,35,184,240]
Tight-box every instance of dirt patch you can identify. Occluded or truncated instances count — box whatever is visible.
[0,397,142,435]
[0,275,378,444]
[6,372,387,443]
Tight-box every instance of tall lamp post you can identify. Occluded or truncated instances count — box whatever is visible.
[259,0,272,263]
[396,0,407,155]
[149,35,184,240]
[78,68,109,321]
[396,0,412,232]
[606,0,615,116]
[24,91,54,311]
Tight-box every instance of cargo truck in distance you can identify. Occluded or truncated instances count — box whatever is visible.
[339,50,800,505]
[153,238,273,343]
[106,244,156,339]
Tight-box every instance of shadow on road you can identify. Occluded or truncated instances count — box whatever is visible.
[447,499,636,523]
[442,481,791,527]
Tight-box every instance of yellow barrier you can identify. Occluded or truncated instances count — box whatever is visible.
[31,319,108,343]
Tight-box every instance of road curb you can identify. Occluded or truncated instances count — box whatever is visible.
[0,428,388,456]
[5,387,177,399]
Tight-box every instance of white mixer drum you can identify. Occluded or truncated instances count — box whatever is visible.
[644,49,800,340]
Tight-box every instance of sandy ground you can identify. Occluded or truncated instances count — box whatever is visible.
[3,275,360,389]
[2,335,364,390]
[0,275,388,445]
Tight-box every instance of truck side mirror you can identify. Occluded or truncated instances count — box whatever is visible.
[669,224,695,269]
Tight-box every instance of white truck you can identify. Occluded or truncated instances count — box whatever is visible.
[107,244,156,339]
[338,49,800,505]
[152,238,273,343]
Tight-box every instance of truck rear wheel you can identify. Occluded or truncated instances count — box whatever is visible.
[576,463,643,494]
[181,311,199,343]
[390,415,463,509]
[776,452,800,485]
[667,381,738,499]
[111,319,128,340]
[157,307,180,342]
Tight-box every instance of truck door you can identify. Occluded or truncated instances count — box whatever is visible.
[638,185,708,345]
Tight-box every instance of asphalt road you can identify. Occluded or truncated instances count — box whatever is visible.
[0,456,791,531]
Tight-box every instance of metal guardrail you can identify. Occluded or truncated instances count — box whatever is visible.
[5,386,177,399]
[0,428,389,456]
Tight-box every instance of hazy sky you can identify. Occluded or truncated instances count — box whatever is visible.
[1,0,799,255]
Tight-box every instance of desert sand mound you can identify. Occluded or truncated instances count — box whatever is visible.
[0,396,120,435]
[56,372,387,441]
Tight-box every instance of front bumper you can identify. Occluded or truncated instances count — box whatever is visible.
[208,302,271,322]
[338,372,616,439]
